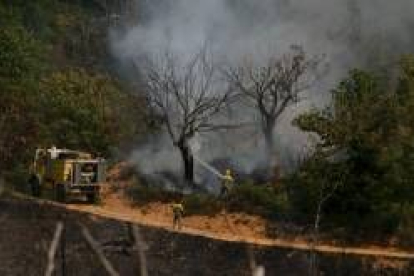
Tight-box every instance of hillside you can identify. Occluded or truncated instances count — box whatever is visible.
[0,0,147,183]
[2,1,414,275]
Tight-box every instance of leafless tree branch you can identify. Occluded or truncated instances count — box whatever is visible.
[224,45,323,164]
[45,222,64,276]
[80,223,120,276]
[309,178,341,276]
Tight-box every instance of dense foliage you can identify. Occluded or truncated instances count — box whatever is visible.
[292,58,414,242]
[0,1,147,182]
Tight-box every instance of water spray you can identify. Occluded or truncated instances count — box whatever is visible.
[193,154,225,179]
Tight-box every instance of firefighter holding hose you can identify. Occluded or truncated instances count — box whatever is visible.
[219,169,234,199]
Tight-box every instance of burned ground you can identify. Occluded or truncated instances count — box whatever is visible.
[1,195,413,276]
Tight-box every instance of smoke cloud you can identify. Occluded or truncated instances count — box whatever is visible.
[111,0,414,186]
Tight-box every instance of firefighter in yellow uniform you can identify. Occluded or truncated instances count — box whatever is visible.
[171,201,184,230]
[220,169,234,199]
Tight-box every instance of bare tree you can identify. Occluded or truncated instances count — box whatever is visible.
[224,45,321,169]
[139,48,231,186]
[308,178,341,276]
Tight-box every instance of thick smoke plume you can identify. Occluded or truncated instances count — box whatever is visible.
[111,0,414,187]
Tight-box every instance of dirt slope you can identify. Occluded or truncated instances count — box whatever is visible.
[97,161,414,260]
[68,193,414,259]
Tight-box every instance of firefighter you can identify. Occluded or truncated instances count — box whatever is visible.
[171,200,185,230]
[219,169,234,199]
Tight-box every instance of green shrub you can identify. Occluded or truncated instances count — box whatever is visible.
[183,194,221,216]
[127,179,291,219]
[228,182,290,219]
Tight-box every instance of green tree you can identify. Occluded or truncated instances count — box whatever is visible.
[0,25,44,176]
[38,69,144,154]
[293,59,414,235]
[0,1,148,187]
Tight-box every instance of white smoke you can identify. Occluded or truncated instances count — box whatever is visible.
[129,132,181,175]
[112,0,414,183]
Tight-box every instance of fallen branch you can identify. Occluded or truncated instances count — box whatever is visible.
[79,223,120,276]
[131,223,149,276]
[247,245,266,276]
[45,222,64,276]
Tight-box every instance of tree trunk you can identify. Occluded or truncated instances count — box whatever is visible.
[263,127,274,156]
[177,139,195,186]
[261,119,279,181]
[262,121,276,166]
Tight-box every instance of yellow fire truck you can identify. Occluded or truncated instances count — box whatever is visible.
[28,147,106,203]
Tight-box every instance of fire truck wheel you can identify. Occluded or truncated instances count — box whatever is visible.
[56,184,67,203]
[86,192,98,204]
[29,176,41,197]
